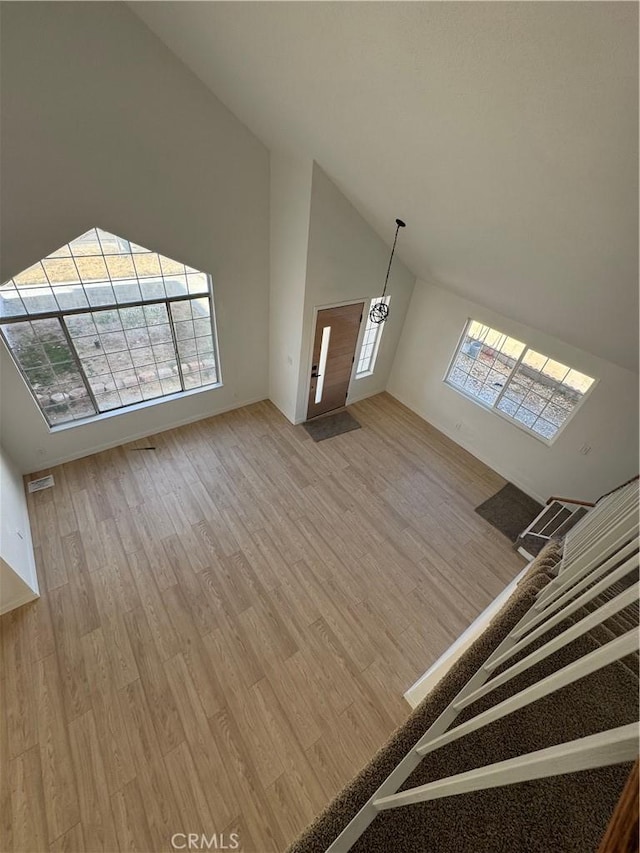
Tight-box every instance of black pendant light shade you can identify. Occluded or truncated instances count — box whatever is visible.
[370,218,406,325]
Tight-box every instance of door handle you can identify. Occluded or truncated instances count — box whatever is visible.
[311,371,321,379]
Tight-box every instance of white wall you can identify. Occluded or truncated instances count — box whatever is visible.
[295,165,416,422]
[389,281,639,503]
[0,444,38,613]
[269,153,312,422]
[0,2,269,473]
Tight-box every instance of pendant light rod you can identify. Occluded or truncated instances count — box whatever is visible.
[380,218,406,299]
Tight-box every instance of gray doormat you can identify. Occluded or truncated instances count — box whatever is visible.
[475,482,543,543]
[303,410,361,442]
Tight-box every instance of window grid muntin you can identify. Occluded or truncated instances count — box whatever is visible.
[1,228,210,322]
[445,320,594,442]
[1,227,219,427]
[356,296,390,376]
[0,292,217,426]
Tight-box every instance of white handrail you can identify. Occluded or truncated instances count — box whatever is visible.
[456,584,639,711]
[416,630,638,758]
[374,724,639,810]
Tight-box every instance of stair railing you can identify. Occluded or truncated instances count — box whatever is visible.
[326,478,640,852]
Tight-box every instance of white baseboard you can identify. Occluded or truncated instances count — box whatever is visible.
[404,560,531,709]
[0,589,39,616]
[27,395,268,473]
[386,392,546,504]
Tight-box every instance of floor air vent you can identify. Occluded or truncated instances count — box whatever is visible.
[28,475,55,493]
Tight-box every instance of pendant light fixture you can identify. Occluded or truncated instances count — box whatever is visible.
[370,217,406,324]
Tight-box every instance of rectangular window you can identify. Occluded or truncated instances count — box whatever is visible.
[356,296,390,376]
[445,319,595,442]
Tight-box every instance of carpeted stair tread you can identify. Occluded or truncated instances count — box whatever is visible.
[577,600,638,639]
[519,533,551,557]
[522,541,563,581]
[287,569,636,853]
[582,621,638,680]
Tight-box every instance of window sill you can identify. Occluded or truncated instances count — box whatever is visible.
[443,380,559,446]
[48,381,224,433]
[355,370,374,380]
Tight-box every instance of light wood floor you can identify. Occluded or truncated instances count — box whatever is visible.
[1,393,524,853]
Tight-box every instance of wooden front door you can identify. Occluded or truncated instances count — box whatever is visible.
[306,302,364,420]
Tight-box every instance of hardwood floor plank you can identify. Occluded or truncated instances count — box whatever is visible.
[49,822,85,853]
[122,607,186,754]
[163,742,215,842]
[35,654,80,843]
[162,584,225,718]
[67,710,118,853]
[10,746,49,853]
[3,605,40,760]
[48,586,93,723]
[126,551,179,661]
[207,708,285,853]
[111,778,154,853]
[118,679,182,851]
[5,394,525,852]
[0,672,13,853]
[164,654,237,828]
[81,628,136,795]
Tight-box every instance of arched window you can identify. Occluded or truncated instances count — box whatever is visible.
[0,228,220,427]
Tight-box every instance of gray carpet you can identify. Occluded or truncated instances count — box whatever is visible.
[303,410,361,442]
[287,560,638,853]
[475,482,543,543]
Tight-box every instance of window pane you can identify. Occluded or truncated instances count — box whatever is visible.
[119,306,146,329]
[86,283,117,307]
[133,253,162,278]
[96,229,132,256]
[105,255,137,280]
[0,287,27,318]
[43,258,80,285]
[74,256,109,282]
[69,229,102,257]
[0,318,97,425]
[165,276,188,297]
[498,348,594,439]
[159,255,185,276]
[13,262,49,288]
[113,279,142,304]
[356,296,389,375]
[53,285,90,311]
[186,272,209,294]
[446,320,523,406]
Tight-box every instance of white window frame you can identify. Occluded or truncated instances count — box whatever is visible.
[0,228,222,430]
[356,296,390,378]
[444,319,597,445]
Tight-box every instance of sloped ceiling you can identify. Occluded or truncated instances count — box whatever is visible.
[131,2,638,371]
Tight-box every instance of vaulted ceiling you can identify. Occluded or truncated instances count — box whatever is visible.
[131,2,638,371]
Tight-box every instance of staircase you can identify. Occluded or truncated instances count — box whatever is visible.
[515,476,640,561]
[514,500,591,560]
[289,478,640,853]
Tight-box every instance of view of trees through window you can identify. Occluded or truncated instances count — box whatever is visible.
[0,228,220,426]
